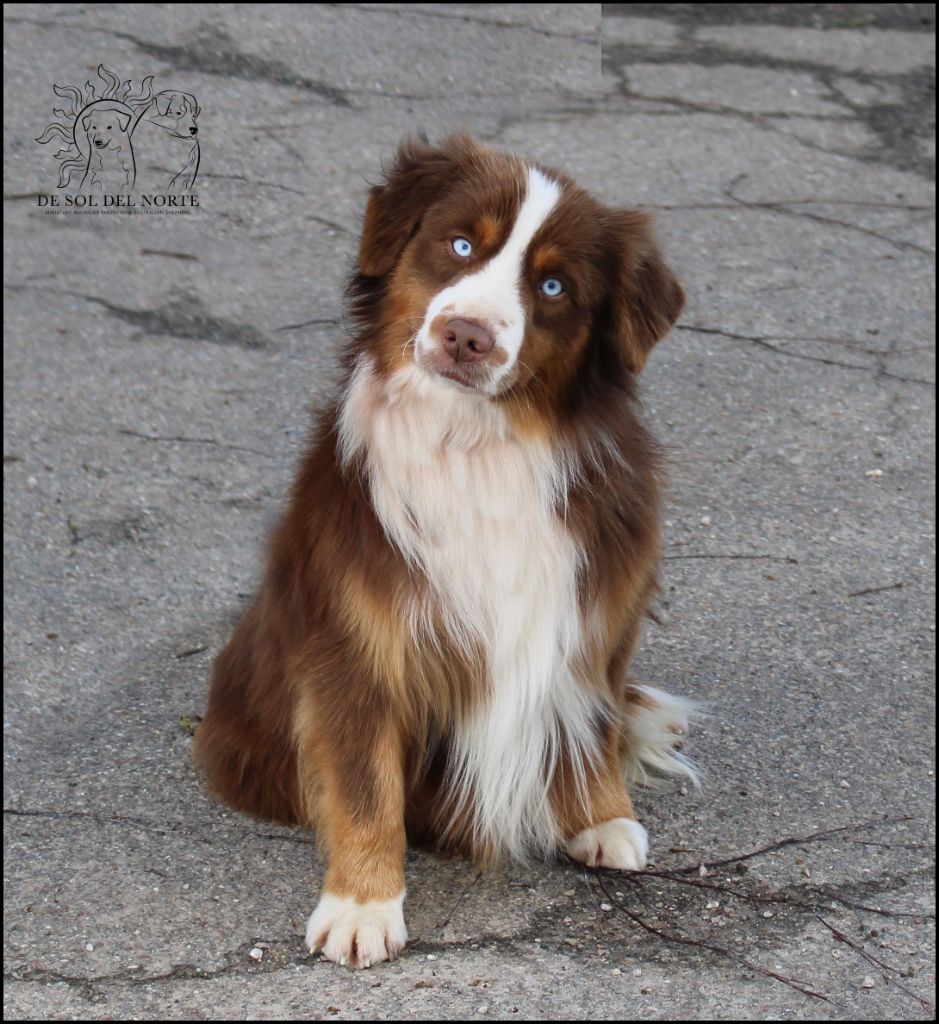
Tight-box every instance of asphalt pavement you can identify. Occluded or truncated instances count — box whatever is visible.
[3,4,935,1019]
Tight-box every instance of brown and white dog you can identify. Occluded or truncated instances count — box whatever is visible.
[195,134,697,969]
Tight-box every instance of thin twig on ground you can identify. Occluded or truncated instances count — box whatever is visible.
[815,913,933,1012]
[592,870,832,1003]
[576,815,933,1010]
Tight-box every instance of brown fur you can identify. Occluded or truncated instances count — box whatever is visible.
[195,134,685,914]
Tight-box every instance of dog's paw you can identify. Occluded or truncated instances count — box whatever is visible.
[305,891,407,968]
[565,817,648,871]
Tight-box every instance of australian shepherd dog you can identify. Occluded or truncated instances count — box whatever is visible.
[195,133,698,968]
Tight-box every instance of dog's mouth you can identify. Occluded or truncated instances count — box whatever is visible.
[415,343,498,396]
[437,367,479,391]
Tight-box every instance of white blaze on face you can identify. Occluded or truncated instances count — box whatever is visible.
[414,166,562,390]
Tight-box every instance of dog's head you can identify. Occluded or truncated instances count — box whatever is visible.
[353,134,684,402]
[82,108,131,149]
[148,91,201,137]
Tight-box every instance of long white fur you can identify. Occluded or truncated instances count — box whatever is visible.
[414,165,562,394]
[340,358,601,861]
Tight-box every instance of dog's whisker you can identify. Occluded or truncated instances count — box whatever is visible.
[398,333,418,362]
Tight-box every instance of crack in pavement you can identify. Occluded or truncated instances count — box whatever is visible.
[7,804,932,1005]
[605,4,936,32]
[3,938,308,1004]
[647,199,935,212]
[3,806,312,844]
[5,424,282,464]
[274,317,343,333]
[6,285,270,351]
[117,429,276,460]
[86,292,271,349]
[5,931,559,1004]
[606,83,898,170]
[3,17,352,107]
[678,325,936,386]
[6,9,596,107]
[602,31,935,177]
[324,3,599,44]
[663,553,799,563]
[723,178,936,257]
[342,85,582,102]
[199,172,306,197]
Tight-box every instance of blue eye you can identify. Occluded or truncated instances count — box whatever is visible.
[451,237,473,258]
[540,277,564,297]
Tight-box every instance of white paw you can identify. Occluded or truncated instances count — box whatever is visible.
[305,890,408,968]
[565,817,648,870]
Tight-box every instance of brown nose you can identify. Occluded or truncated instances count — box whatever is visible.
[442,318,494,363]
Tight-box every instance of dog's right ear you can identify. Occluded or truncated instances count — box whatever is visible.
[81,113,92,131]
[358,134,476,277]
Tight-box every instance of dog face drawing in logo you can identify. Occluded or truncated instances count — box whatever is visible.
[79,104,135,193]
[85,108,131,149]
[147,91,200,138]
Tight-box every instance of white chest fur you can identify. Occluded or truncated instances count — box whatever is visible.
[340,361,601,860]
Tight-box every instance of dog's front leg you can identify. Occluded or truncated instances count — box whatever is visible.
[553,722,649,872]
[301,707,408,968]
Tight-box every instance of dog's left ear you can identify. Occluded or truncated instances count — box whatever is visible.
[358,134,477,277]
[608,210,685,375]
[116,111,131,132]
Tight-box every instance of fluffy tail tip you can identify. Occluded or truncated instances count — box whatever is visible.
[622,685,707,789]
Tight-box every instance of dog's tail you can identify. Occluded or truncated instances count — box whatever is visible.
[621,683,703,788]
